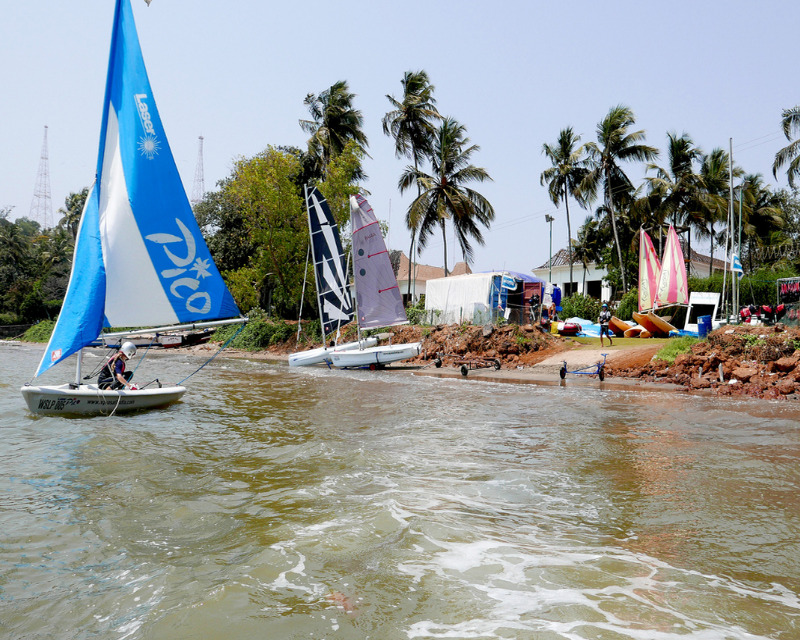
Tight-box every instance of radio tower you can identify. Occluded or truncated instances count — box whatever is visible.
[30,125,53,229]
[191,136,205,206]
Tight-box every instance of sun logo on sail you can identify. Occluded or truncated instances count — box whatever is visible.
[191,257,211,279]
[138,133,160,159]
[134,93,160,160]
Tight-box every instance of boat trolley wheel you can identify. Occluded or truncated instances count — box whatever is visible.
[460,365,469,377]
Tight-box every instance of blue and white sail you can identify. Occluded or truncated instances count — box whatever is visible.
[35,0,239,378]
[305,186,354,336]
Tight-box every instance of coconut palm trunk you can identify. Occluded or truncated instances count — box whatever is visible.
[606,179,628,293]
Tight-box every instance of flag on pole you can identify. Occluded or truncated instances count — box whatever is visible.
[501,274,516,290]
[731,253,743,278]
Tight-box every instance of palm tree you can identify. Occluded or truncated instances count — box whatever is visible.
[299,80,369,179]
[738,175,786,271]
[573,215,604,292]
[0,223,30,266]
[697,148,737,276]
[57,188,89,241]
[773,106,800,188]
[583,105,658,292]
[398,117,494,275]
[382,71,440,299]
[540,127,591,292]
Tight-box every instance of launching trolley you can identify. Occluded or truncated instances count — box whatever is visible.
[434,352,502,377]
[559,353,608,381]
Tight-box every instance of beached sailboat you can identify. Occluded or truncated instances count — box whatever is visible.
[329,195,421,369]
[633,225,688,337]
[20,0,244,415]
[654,225,689,309]
[638,227,661,313]
[288,186,376,367]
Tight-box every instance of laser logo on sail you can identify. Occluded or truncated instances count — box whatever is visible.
[134,93,160,159]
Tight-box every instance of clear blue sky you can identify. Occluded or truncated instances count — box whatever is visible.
[3,0,797,274]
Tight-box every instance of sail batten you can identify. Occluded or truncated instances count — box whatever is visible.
[34,0,240,378]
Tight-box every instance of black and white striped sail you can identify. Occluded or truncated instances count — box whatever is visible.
[305,186,354,336]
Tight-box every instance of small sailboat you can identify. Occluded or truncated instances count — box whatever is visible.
[288,186,376,367]
[329,195,421,369]
[654,225,689,309]
[638,227,662,314]
[20,0,244,415]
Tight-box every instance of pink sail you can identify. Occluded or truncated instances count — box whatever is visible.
[654,225,689,307]
[638,228,662,312]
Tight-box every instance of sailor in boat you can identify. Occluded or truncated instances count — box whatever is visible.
[598,303,613,347]
[98,341,138,390]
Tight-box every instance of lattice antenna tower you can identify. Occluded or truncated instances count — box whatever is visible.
[29,125,53,229]
[191,136,205,206]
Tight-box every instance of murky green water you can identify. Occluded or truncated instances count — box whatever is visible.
[2,342,800,639]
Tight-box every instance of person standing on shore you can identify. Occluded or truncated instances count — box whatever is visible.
[598,303,613,347]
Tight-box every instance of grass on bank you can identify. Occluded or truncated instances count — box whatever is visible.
[571,335,699,364]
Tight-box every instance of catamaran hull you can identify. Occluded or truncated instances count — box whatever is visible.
[288,337,378,367]
[330,342,422,369]
[20,383,186,416]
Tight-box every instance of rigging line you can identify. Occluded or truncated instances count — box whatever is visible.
[176,323,246,386]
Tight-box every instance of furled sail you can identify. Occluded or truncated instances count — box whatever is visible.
[350,194,408,329]
[654,225,689,307]
[638,228,661,312]
[305,186,354,336]
[35,0,240,378]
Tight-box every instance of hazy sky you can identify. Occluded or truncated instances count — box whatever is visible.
[3,0,798,274]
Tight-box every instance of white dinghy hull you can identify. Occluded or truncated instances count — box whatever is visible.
[21,383,186,416]
[289,337,379,367]
[330,342,422,369]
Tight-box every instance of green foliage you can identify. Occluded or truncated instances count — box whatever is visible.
[22,320,56,343]
[688,266,798,306]
[405,295,427,325]
[0,312,20,325]
[653,336,699,363]
[212,308,295,350]
[615,287,639,321]
[561,293,601,321]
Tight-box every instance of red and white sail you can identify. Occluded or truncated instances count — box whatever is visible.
[638,228,661,312]
[654,225,689,307]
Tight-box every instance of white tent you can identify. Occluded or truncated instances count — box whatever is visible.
[424,273,509,325]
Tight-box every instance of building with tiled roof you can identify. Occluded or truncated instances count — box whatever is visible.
[393,252,472,303]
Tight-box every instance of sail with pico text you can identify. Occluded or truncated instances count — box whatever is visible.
[34,0,240,379]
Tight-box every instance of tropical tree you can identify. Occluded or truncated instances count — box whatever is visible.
[57,188,89,241]
[572,214,604,291]
[398,117,494,275]
[738,175,786,271]
[583,105,658,292]
[382,70,440,298]
[299,80,369,180]
[773,105,800,188]
[540,127,591,291]
[697,148,738,276]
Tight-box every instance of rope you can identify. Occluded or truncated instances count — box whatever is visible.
[176,323,246,385]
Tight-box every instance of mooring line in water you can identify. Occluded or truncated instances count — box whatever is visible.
[176,324,246,386]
